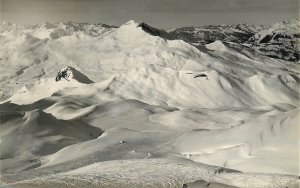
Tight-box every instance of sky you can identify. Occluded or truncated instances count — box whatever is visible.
[0,0,299,29]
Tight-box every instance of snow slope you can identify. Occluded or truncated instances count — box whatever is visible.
[0,106,103,174]
[0,20,299,187]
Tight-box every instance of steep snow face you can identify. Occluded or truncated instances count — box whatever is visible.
[0,20,299,187]
[247,19,300,61]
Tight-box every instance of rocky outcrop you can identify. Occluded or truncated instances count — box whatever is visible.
[55,66,94,84]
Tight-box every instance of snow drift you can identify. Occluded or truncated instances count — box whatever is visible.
[0,20,299,187]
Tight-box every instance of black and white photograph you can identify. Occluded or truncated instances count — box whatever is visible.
[0,0,299,187]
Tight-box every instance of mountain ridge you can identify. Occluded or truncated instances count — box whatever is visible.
[0,19,299,187]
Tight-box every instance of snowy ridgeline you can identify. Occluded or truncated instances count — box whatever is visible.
[1,18,299,62]
[0,20,299,188]
[170,19,300,62]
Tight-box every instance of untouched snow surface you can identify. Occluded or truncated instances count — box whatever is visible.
[0,20,299,188]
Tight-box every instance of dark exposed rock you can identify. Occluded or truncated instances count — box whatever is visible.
[55,66,94,84]
[194,73,208,79]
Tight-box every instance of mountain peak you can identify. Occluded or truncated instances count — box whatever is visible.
[121,20,176,40]
[206,40,227,51]
[123,20,140,27]
[55,66,94,84]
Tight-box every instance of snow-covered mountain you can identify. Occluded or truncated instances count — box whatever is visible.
[169,20,300,62]
[247,19,300,62]
[0,21,116,39]
[0,20,299,188]
[169,24,267,46]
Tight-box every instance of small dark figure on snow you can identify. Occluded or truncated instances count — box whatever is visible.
[194,73,208,80]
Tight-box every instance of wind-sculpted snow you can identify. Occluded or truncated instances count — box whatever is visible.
[6,159,298,188]
[0,20,299,187]
[0,107,103,174]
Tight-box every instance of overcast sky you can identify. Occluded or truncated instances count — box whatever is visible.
[1,0,299,29]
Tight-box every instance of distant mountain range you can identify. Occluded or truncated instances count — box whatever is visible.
[0,19,299,187]
[169,23,267,45]
[2,19,299,62]
[247,19,300,61]
[169,19,300,62]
